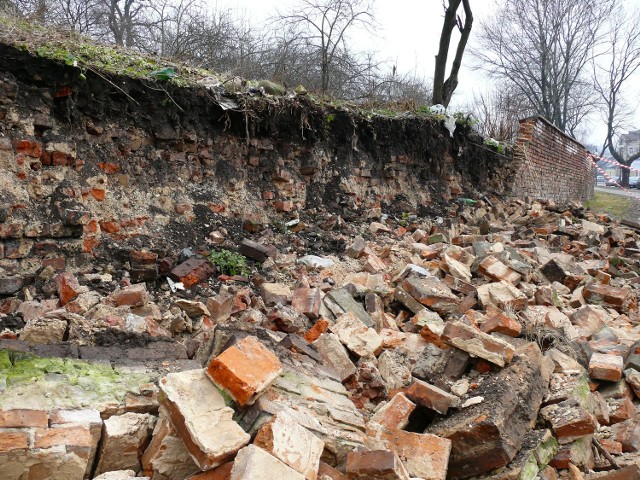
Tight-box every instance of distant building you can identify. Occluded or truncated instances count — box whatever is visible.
[617,130,640,182]
[619,129,640,161]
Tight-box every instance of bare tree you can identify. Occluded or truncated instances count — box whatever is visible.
[275,0,376,96]
[469,85,531,142]
[432,0,472,108]
[593,6,640,187]
[473,0,613,134]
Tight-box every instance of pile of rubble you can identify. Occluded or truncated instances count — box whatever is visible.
[1,197,640,480]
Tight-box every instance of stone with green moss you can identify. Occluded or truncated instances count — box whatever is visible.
[0,349,151,411]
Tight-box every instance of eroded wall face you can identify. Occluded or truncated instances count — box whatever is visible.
[512,117,595,203]
[0,48,508,291]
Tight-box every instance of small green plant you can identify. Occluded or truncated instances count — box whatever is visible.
[209,250,250,276]
[484,137,506,154]
[326,113,335,124]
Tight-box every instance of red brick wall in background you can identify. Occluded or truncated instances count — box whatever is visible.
[513,116,595,203]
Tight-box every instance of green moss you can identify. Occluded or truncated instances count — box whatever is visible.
[0,350,11,370]
[519,456,540,480]
[535,435,559,467]
[0,349,151,410]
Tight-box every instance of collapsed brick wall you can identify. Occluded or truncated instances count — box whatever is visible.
[512,116,595,203]
[0,42,512,294]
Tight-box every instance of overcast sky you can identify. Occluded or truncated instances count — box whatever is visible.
[217,0,639,146]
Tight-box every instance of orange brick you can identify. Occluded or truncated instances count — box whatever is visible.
[0,409,48,428]
[207,336,282,405]
[370,393,416,430]
[304,319,329,343]
[34,426,94,449]
[0,430,29,452]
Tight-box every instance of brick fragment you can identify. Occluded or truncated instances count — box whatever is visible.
[158,369,250,470]
[583,283,635,313]
[329,312,383,357]
[345,449,410,480]
[34,425,94,449]
[442,320,515,367]
[170,257,216,288]
[0,429,28,452]
[406,379,460,415]
[0,409,48,428]
[313,333,356,381]
[260,283,293,306]
[108,283,149,307]
[55,271,83,305]
[254,411,324,480]
[370,393,416,430]
[230,445,305,480]
[588,353,623,382]
[540,400,598,444]
[401,277,459,315]
[478,256,521,285]
[477,281,528,311]
[207,336,282,405]
[291,287,321,319]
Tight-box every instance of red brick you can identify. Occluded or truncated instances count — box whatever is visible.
[370,393,416,430]
[406,379,460,415]
[0,430,29,452]
[170,257,216,288]
[108,283,149,307]
[588,353,623,382]
[304,319,329,342]
[55,271,83,306]
[0,409,48,428]
[34,425,94,449]
[346,449,410,479]
[13,138,43,157]
[207,336,282,405]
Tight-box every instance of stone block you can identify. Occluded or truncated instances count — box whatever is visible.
[253,411,324,480]
[158,369,250,470]
[345,449,410,480]
[94,412,155,475]
[206,292,235,323]
[426,343,553,479]
[230,445,305,480]
[588,353,623,382]
[170,257,216,288]
[440,254,472,282]
[442,320,515,367]
[207,336,282,405]
[584,465,640,480]
[406,379,460,415]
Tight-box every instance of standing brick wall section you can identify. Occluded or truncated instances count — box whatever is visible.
[512,116,595,203]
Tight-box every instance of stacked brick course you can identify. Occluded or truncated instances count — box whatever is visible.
[512,116,595,202]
